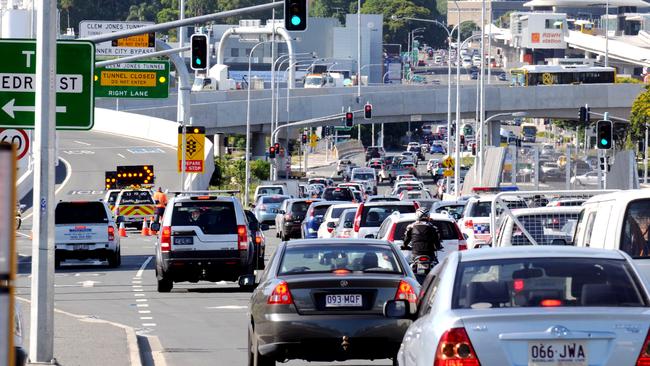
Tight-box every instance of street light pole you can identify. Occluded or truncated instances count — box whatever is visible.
[605,0,609,67]
[478,111,528,180]
[245,40,272,207]
[456,35,480,195]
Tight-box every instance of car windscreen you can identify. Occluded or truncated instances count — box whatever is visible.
[257,187,284,196]
[620,199,650,258]
[361,205,415,227]
[279,244,402,275]
[56,202,108,224]
[119,191,153,205]
[171,201,237,235]
[262,195,289,204]
[323,188,353,201]
[453,257,646,309]
[352,173,374,181]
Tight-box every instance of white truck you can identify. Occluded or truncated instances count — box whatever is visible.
[255,180,300,200]
[54,200,122,269]
[191,64,237,92]
[350,167,378,195]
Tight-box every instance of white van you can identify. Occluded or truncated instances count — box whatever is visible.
[574,190,650,277]
[350,167,377,195]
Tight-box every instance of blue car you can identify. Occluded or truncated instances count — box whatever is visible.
[301,201,337,239]
[430,144,446,154]
[254,194,290,224]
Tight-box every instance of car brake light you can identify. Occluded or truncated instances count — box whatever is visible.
[160,226,171,252]
[387,224,397,242]
[327,226,334,233]
[636,329,650,366]
[108,226,115,241]
[413,201,420,210]
[353,203,364,232]
[268,281,293,305]
[464,219,473,229]
[540,299,562,307]
[255,235,262,244]
[513,279,525,292]
[237,225,248,250]
[454,223,467,250]
[284,213,292,221]
[434,327,481,366]
[395,280,417,303]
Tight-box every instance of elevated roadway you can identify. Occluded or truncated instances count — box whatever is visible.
[97,83,643,135]
[566,30,650,68]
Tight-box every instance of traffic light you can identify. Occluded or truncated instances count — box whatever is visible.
[599,156,611,172]
[460,135,465,144]
[190,34,208,70]
[116,165,155,188]
[345,112,353,127]
[105,171,117,190]
[269,146,276,159]
[301,134,307,144]
[364,103,372,120]
[596,120,613,149]
[274,142,280,153]
[471,143,477,156]
[285,0,308,31]
[578,106,591,124]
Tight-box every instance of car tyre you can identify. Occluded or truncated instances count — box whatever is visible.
[249,328,275,366]
[108,249,120,268]
[157,273,173,293]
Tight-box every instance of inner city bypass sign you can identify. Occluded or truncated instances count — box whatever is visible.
[0,40,94,130]
[94,61,169,98]
[79,20,155,56]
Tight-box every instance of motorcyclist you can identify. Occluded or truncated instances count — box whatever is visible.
[402,207,442,262]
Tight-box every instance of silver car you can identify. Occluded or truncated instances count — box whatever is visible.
[388,246,650,366]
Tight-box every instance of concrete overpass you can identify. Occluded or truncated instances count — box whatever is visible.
[98,83,643,134]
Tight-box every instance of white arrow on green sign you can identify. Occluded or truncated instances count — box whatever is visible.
[0,40,95,130]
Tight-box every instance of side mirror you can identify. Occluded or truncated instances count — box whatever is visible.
[383,299,415,319]
[238,274,257,289]
[116,215,125,224]
[150,222,161,232]
[260,224,269,231]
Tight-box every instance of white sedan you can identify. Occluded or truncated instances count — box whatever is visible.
[387,246,650,366]
[570,171,601,186]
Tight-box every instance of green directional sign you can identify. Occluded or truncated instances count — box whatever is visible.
[94,61,170,99]
[334,126,352,131]
[0,40,94,130]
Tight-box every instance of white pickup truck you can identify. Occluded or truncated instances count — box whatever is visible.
[55,201,122,269]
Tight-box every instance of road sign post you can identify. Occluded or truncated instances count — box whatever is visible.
[94,61,169,99]
[0,40,94,130]
[0,143,16,366]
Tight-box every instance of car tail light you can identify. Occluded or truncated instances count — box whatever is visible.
[387,224,397,242]
[635,329,650,366]
[268,281,293,305]
[395,280,417,303]
[434,327,481,366]
[284,213,292,221]
[160,226,171,252]
[237,225,248,250]
[327,226,334,233]
[413,201,420,210]
[108,226,115,241]
[540,299,562,307]
[353,203,364,232]
[454,223,467,250]
[255,235,262,245]
[464,219,474,229]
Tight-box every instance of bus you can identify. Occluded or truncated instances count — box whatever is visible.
[510,65,615,86]
[567,19,595,35]
[520,123,537,143]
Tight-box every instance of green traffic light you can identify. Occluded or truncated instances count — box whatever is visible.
[601,138,608,146]
[195,58,202,65]
[291,15,301,26]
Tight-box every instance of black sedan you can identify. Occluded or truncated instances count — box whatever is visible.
[245,239,420,365]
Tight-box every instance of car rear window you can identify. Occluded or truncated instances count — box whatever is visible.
[279,244,402,275]
[452,258,646,309]
[119,191,153,205]
[470,200,526,217]
[620,199,650,258]
[171,201,237,235]
[56,202,108,224]
[352,172,375,181]
[290,201,310,214]
[262,195,288,204]
[331,206,351,219]
[107,192,119,205]
[323,188,353,201]
[361,205,415,227]
[312,205,332,217]
[257,187,284,196]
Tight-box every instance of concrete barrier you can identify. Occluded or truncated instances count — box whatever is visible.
[333,140,364,160]
[94,108,214,191]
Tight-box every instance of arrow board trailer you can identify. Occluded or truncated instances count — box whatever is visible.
[0,40,94,130]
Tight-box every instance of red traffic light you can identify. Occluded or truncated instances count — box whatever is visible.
[274,142,280,150]
[345,112,354,127]
[269,146,276,158]
[364,104,372,119]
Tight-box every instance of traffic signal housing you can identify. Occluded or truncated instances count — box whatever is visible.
[301,134,307,144]
[364,103,372,120]
[578,106,591,124]
[269,146,276,158]
[596,120,613,149]
[471,143,477,156]
[345,112,353,127]
[190,34,208,70]
[285,0,308,31]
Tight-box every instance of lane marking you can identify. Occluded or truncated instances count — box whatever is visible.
[136,256,152,278]
[16,232,30,238]
[133,289,143,292]
[136,304,149,308]
[132,280,141,284]
[140,317,153,320]
[138,310,151,314]
[136,299,147,303]
[74,140,91,146]
[134,293,145,297]
[132,285,142,288]
[207,305,248,310]
[117,153,126,159]
[142,323,157,327]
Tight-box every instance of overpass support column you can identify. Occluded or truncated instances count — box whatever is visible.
[487,119,501,147]
[252,132,267,158]
[213,134,226,157]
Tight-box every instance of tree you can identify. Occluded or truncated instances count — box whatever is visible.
[459,21,477,41]
[361,0,431,44]
[310,0,353,23]
[630,85,650,143]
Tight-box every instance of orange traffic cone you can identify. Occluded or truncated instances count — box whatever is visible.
[141,220,150,236]
[118,222,128,237]
[150,217,158,235]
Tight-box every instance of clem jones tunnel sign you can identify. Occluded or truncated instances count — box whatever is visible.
[94,60,169,99]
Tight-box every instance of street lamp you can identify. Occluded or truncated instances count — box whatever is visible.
[245,39,273,207]
[478,111,528,183]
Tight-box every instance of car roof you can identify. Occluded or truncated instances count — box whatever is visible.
[172,194,238,203]
[508,206,583,216]
[583,189,642,205]
[459,245,626,262]
[362,201,416,207]
[285,238,393,247]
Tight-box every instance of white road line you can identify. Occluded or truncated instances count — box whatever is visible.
[136,304,149,308]
[23,157,72,221]
[136,256,152,278]
[142,323,157,327]
[133,289,144,292]
[74,140,91,146]
[138,310,151,314]
[136,299,147,302]
[134,293,145,297]
[117,153,126,159]
[15,232,30,238]
[207,305,248,310]
[132,280,141,284]
[140,317,153,320]
[132,285,142,288]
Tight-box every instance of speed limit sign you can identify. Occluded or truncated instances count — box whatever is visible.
[0,129,29,160]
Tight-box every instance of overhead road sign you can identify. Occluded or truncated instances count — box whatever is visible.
[0,129,29,160]
[0,40,94,130]
[94,61,169,99]
[178,126,205,173]
[79,20,155,57]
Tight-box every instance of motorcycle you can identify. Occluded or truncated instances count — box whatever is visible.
[15,203,25,230]
[410,255,436,276]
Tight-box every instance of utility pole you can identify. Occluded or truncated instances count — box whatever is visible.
[30,0,57,362]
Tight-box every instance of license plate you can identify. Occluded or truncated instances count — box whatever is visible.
[173,237,194,245]
[72,244,90,250]
[325,294,363,307]
[528,341,587,366]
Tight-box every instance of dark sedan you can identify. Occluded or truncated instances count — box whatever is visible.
[246,239,420,365]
